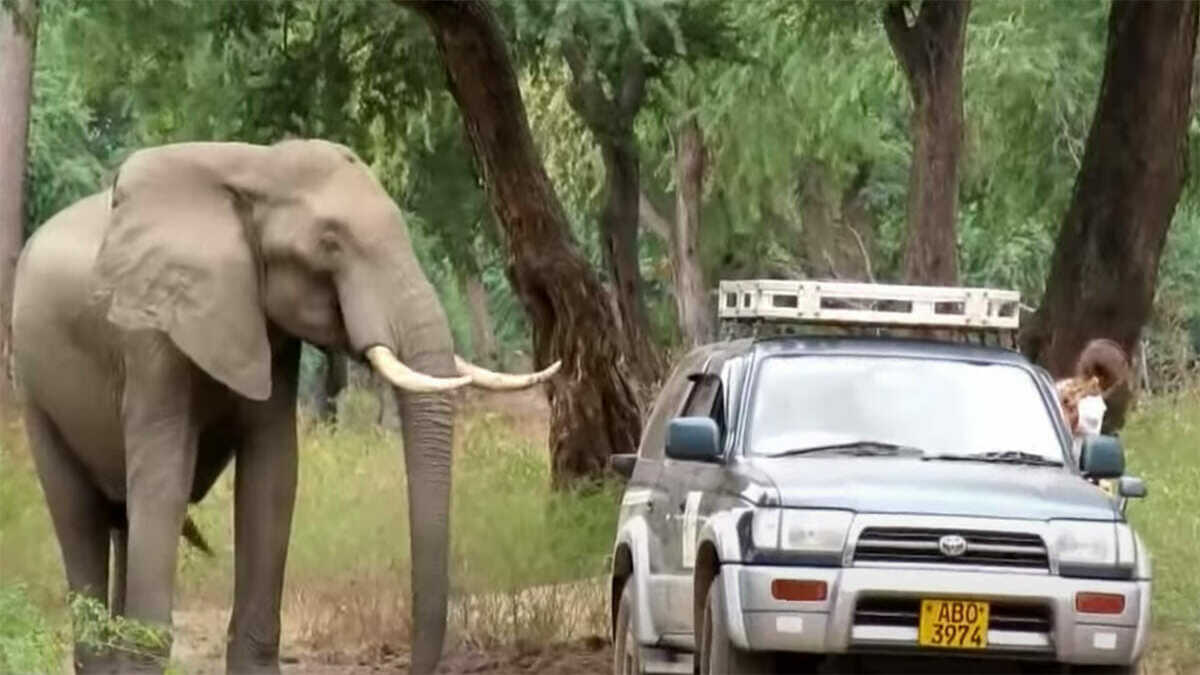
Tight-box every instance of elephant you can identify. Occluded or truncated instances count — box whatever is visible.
[11,139,560,674]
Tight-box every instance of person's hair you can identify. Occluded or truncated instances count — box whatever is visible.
[1073,338,1131,397]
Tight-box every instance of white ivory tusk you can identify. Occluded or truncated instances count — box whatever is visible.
[366,346,472,393]
[454,355,563,390]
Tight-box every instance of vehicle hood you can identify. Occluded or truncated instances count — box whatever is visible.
[746,457,1118,521]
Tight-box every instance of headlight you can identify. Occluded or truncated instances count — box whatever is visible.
[752,508,853,558]
[1051,520,1131,578]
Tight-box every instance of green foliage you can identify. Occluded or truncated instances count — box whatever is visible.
[0,584,63,675]
[24,0,112,231]
[21,0,1200,365]
[70,594,174,669]
[1124,390,1200,635]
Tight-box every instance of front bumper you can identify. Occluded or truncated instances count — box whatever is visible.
[721,564,1150,666]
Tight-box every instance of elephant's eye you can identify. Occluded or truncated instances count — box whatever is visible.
[318,230,341,255]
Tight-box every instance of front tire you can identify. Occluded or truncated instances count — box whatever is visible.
[699,573,775,675]
[613,581,643,675]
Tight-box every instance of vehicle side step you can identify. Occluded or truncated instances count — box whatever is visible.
[639,645,694,674]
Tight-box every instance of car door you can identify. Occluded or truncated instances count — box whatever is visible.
[637,349,711,636]
[659,359,730,637]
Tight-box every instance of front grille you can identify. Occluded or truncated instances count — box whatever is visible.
[854,597,1052,633]
[853,527,1049,569]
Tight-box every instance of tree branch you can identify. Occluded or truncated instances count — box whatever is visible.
[561,36,614,134]
[638,191,673,241]
[616,48,649,121]
[847,224,877,284]
[882,1,921,89]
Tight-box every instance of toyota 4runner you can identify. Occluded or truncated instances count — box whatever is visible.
[607,281,1151,675]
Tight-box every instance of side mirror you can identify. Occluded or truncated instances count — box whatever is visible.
[1117,476,1147,499]
[609,453,638,479]
[666,417,723,463]
[1080,434,1125,479]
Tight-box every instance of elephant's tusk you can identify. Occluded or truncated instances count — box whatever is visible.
[366,346,472,393]
[454,355,563,390]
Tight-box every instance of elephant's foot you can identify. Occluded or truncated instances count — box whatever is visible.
[226,637,281,675]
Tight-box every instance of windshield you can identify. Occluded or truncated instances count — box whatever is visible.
[746,355,1064,462]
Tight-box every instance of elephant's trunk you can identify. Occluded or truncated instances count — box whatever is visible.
[338,256,457,675]
[395,370,454,674]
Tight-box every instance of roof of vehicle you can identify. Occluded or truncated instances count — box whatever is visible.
[699,334,1033,368]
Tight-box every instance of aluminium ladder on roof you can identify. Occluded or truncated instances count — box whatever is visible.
[716,280,1022,346]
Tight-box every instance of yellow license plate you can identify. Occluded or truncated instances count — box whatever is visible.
[918,599,989,649]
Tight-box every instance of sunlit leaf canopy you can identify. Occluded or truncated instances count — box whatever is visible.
[24,0,1200,368]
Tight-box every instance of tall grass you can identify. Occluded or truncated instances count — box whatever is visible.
[0,388,620,669]
[1122,389,1200,638]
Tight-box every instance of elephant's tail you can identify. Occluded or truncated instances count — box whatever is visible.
[182,515,214,556]
[110,504,213,556]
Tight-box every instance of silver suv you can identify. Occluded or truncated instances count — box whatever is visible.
[607,335,1151,675]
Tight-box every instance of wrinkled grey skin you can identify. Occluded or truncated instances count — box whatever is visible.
[13,140,458,674]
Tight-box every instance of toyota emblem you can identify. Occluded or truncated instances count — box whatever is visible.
[938,534,968,557]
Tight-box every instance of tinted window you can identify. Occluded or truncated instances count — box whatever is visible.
[746,355,1062,460]
[638,353,706,459]
[682,372,728,445]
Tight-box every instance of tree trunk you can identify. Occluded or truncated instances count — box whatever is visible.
[1022,0,1199,431]
[376,372,401,431]
[0,0,37,424]
[316,348,346,423]
[404,0,643,486]
[883,0,970,286]
[559,41,660,385]
[672,115,713,347]
[599,137,658,378]
[457,267,499,368]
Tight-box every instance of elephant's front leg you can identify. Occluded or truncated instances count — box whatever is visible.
[227,341,300,675]
[120,337,201,671]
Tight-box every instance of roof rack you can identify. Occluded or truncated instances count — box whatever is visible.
[718,280,1020,333]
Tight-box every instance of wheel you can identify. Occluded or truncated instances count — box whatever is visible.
[699,573,776,675]
[613,581,643,675]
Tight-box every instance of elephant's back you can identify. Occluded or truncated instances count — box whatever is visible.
[14,191,126,493]
[14,191,109,324]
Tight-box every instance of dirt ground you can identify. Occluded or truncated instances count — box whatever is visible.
[171,608,611,674]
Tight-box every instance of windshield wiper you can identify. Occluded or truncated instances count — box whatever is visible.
[765,441,925,458]
[923,450,1063,467]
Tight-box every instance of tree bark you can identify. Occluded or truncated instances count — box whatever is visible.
[376,372,401,431]
[314,348,346,423]
[561,39,660,385]
[1022,0,1199,431]
[672,115,713,346]
[598,138,658,376]
[457,267,499,368]
[0,0,38,424]
[403,0,643,486]
[883,0,969,286]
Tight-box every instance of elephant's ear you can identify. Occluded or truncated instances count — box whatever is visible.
[94,146,272,401]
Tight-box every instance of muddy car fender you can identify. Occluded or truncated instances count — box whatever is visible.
[696,507,754,649]
[612,514,659,645]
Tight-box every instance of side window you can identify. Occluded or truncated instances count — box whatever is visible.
[681,372,726,449]
[638,354,704,460]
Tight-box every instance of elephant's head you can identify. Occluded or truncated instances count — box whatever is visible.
[95,139,558,672]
